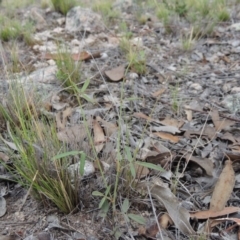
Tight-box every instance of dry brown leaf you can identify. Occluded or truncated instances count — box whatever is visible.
[135,163,149,178]
[184,125,216,140]
[0,236,19,240]
[151,125,180,134]
[184,105,192,121]
[210,160,235,211]
[93,119,105,153]
[190,207,240,219]
[71,51,101,61]
[138,181,195,235]
[159,213,173,229]
[133,112,160,123]
[160,116,184,128]
[57,124,87,144]
[210,110,235,131]
[43,51,100,61]
[220,132,237,143]
[184,154,213,176]
[224,151,240,161]
[142,213,172,238]
[0,152,9,162]
[105,65,125,81]
[56,107,72,131]
[145,152,172,170]
[153,132,179,143]
[152,88,166,98]
[95,116,118,137]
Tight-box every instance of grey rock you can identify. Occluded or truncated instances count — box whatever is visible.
[65,7,104,33]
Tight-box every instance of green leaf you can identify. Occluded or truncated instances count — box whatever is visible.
[79,152,86,176]
[105,185,111,196]
[114,228,122,240]
[124,146,133,162]
[129,161,136,178]
[92,191,104,197]
[98,200,110,218]
[136,161,165,172]
[122,198,130,213]
[81,94,94,103]
[99,196,107,209]
[51,151,82,160]
[80,78,90,93]
[128,214,146,225]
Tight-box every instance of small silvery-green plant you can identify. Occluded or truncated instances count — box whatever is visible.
[170,85,181,113]
[56,47,81,89]
[92,0,119,24]
[51,0,77,15]
[9,44,21,73]
[119,38,147,75]
[119,22,133,39]
[0,16,35,44]
[156,3,171,25]
[216,7,230,21]
[55,46,93,102]
[0,18,21,41]
[181,27,195,51]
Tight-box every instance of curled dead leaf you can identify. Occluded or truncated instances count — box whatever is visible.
[152,88,166,98]
[133,112,160,123]
[159,213,173,229]
[153,132,179,143]
[93,119,105,153]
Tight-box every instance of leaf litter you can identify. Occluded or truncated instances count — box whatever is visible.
[1,1,240,239]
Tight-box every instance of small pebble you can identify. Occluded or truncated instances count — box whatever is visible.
[189,83,202,91]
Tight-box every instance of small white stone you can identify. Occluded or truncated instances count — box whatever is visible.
[231,87,240,93]
[100,52,108,59]
[67,160,95,182]
[130,37,143,48]
[129,72,138,80]
[56,17,65,25]
[189,83,202,91]
[53,27,64,33]
[142,76,148,83]
[71,39,81,46]
[47,59,56,66]
[222,83,232,93]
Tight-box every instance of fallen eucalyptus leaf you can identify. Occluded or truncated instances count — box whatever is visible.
[210,160,235,211]
[138,181,195,235]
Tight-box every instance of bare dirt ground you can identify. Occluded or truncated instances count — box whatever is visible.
[1,1,240,240]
